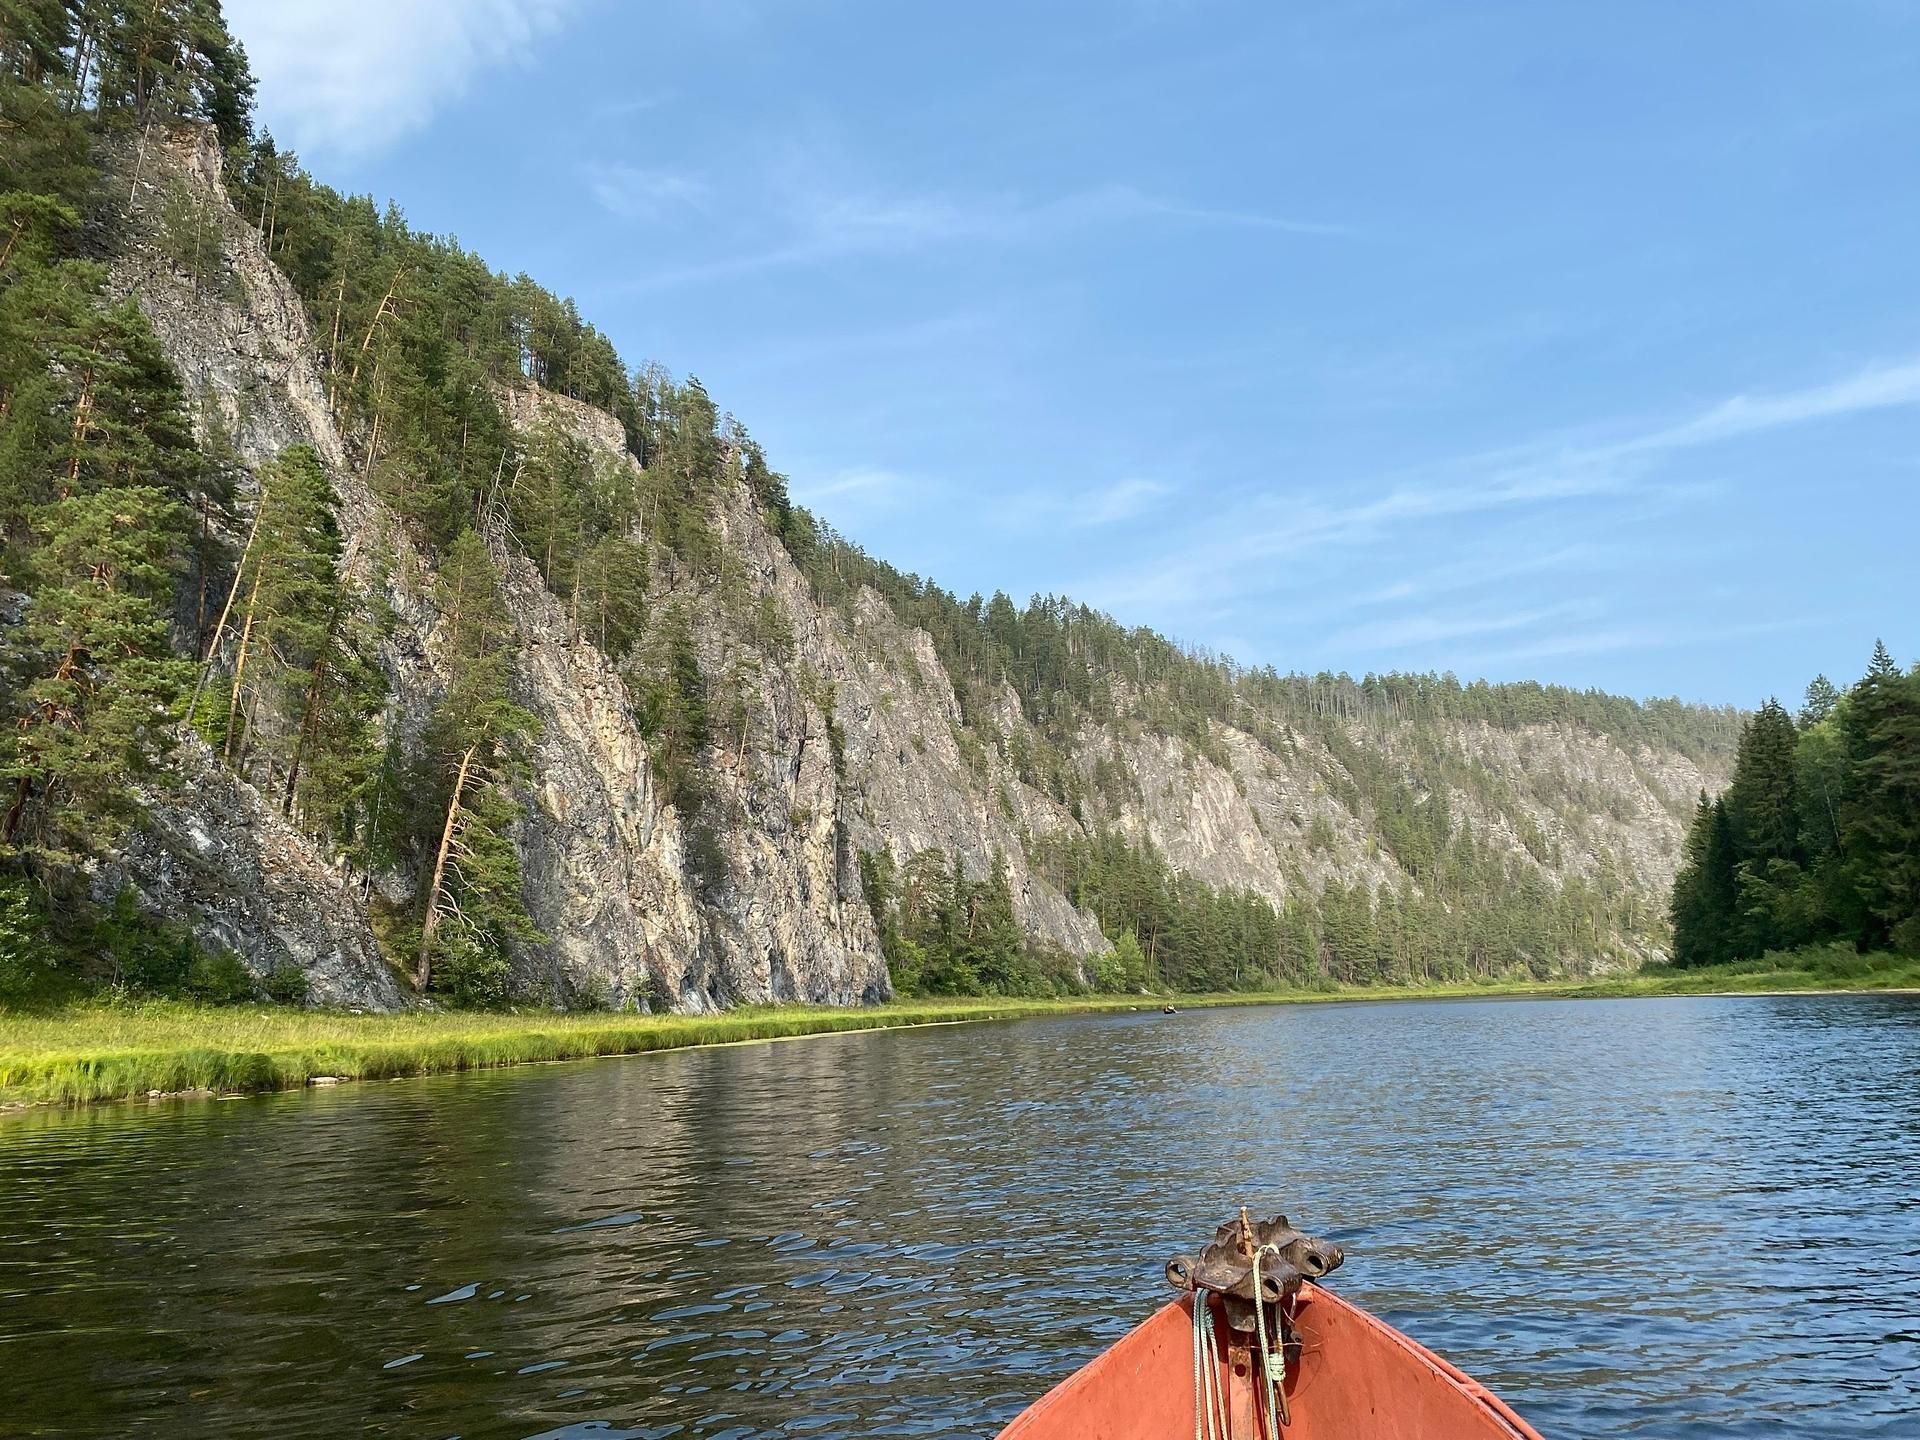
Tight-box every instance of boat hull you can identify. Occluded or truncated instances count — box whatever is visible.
[997,1283,1542,1440]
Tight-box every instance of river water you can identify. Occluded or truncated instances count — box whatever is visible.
[1,996,1915,1438]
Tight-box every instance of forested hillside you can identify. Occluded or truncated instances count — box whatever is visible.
[2,4,1744,1011]
[1671,644,1920,966]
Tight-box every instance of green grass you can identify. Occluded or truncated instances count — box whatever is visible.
[1569,943,1920,998]
[0,995,1203,1108]
[2,952,1912,1109]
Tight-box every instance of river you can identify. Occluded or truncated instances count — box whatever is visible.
[1,995,1915,1438]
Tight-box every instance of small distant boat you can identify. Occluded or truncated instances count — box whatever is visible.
[998,1209,1542,1440]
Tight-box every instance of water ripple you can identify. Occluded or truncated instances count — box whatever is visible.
[0,996,1915,1436]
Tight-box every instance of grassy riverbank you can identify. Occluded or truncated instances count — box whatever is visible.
[3,951,1914,1109]
[0,994,1245,1107]
[1575,943,1920,998]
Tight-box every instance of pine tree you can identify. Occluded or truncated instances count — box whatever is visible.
[1,254,201,858]
[194,445,341,772]
[1,485,190,851]
[413,530,540,998]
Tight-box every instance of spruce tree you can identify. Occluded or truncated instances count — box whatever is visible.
[196,445,341,771]
[1799,674,1840,727]
[1669,790,1714,966]
[1722,698,1802,955]
[1841,662,1920,954]
[1697,798,1739,965]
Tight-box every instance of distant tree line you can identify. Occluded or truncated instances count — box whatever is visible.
[1671,643,1920,965]
[860,817,1646,1003]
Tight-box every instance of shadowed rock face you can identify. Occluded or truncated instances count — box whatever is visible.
[100,127,1728,1011]
[93,738,407,1009]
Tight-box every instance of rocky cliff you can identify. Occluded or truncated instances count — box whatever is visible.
[102,128,1730,1010]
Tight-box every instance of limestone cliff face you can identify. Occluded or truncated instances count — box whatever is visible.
[112,130,887,1009]
[496,386,885,1009]
[102,128,1727,1009]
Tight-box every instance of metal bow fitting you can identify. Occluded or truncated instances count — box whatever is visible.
[1164,1210,1344,1334]
[1169,1209,1345,1435]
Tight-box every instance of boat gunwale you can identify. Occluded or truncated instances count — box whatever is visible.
[997,1283,1545,1440]
[1293,1281,1544,1440]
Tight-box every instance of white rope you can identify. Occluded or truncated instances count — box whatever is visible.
[1191,1291,1226,1440]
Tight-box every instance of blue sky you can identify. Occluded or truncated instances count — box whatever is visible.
[226,0,1919,705]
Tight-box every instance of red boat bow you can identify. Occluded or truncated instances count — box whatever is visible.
[998,1212,1544,1440]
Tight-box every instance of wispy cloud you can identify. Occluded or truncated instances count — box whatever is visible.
[1468,616,1820,666]
[617,163,1348,292]
[1620,358,1920,455]
[1070,351,1920,657]
[228,0,583,156]
[595,92,670,121]
[1325,601,1600,654]
[585,164,709,221]
[1081,477,1174,526]
[1002,476,1176,533]
[790,466,916,509]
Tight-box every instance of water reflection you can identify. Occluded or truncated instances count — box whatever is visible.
[1,995,1916,1437]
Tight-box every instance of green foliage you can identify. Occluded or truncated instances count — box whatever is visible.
[0,878,327,1008]
[0,874,56,999]
[1673,643,1920,965]
[1,18,248,864]
[634,606,710,819]
[156,178,229,296]
[1090,929,1148,992]
[429,926,514,1010]
[95,885,192,993]
[263,960,309,1006]
[862,847,1073,998]
[413,531,542,991]
[185,945,254,1003]
[0,262,202,854]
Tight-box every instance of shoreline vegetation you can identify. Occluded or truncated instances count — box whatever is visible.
[4,945,1914,1111]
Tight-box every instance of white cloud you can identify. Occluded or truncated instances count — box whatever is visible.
[226,0,584,156]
